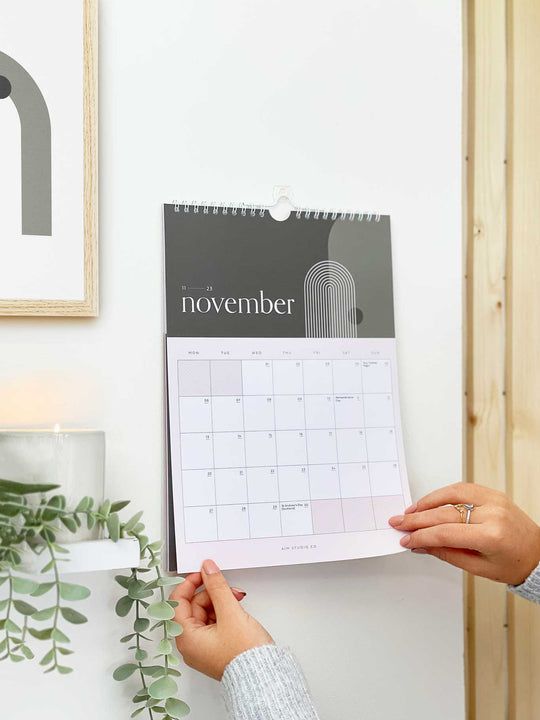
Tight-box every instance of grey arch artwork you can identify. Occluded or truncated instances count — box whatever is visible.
[0,51,52,236]
[304,260,358,338]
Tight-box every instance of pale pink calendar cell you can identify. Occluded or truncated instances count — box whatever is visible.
[210,360,242,396]
[334,395,365,429]
[274,395,306,431]
[178,360,211,397]
[332,360,363,394]
[217,505,250,540]
[213,432,246,469]
[245,431,278,467]
[179,396,212,433]
[336,429,368,464]
[247,466,279,503]
[369,462,402,496]
[249,503,282,538]
[339,463,372,498]
[304,394,335,429]
[276,430,308,466]
[308,464,341,500]
[342,497,377,532]
[280,502,313,536]
[182,469,216,507]
[311,499,344,534]
[215,468,248,505]
[243,395,275,431]
[306,429,338,465]
[372,495,405,530]
[242,360,273,395]
[361,360,392,394]
[363,393,395,427]
[272,360,304,395]
[180,433,213,470]
[184,506,217,543]
[278,465,310,502]
[302,360,333,395]
[366,427,398,462]
[211,396,244,432]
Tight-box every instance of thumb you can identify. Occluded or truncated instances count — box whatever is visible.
[201,559,242,620]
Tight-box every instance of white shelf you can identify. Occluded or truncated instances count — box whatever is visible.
[20,539,141,576]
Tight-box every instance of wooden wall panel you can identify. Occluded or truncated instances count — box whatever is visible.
[507,1,540,718]
[466,2,508,718]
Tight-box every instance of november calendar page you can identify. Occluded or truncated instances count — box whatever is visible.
[164,204,411,572]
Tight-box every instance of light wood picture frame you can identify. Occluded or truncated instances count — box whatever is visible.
[0,0,97,316]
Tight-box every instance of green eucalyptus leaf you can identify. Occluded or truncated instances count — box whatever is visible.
[134,617,150,633]
[87,514,96,531]
[5,619,22,634]
[115,596,134,617]
[59,582,91,601]
[106,513,121,542]
[60,607,88,624]
[133,690,149,703]
[123,511,144,533]
[31,582,55,597]
[9,653,25,662]
[120,633,136,643]
[32,607,56,621]
[165,621,183,637]
[40,559,55,574]
[0,575,8,587]
[52,543,69,554]
[157,576,184,587]
[113,663,139,681]
[131,709,146,718]
[128,581,153,600]
[110,500,131,513]
[51,628,70,644]
[115,575,130,589]
[60,516,78,533]
[165,698,191,718]
[141,665,165,677]
[20,645,34,660]
[0,479,60,495]
[99,499,112,518]
[40,649,55,666]
[167,654,180,667]
[135,648,147,662]
[13,599,37,616]
[11,577,39,594]
[57,647,74,656]
[158,639,173,655]
[75,497,91,513]
[147,601,175,621]
[166,668,182,677]
[57,665,73,674]
[148,541,163,552]
[28,627,52,641]
[148,676,177,701]
[0,638,7,653]
[0,599,8,612]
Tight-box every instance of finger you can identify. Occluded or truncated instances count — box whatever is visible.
[411,483,492,513]
[422,547,489,576]
[169,573,203,625]
[390,505,486,531]
[201,559,242,621]
[401,523,488,552]
[191,586,247,624]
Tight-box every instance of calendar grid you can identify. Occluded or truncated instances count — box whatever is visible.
[177,355,405,545]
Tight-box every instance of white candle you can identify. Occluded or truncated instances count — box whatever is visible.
[0,428,105,541]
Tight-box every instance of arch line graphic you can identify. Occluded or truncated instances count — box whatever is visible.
[304,260,357,338]
[0,50,52,236]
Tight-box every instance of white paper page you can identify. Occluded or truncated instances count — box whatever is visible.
[167,336,410,572]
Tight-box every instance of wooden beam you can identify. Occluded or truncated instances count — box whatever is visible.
[466,1,508,718]
[507,1,540,718]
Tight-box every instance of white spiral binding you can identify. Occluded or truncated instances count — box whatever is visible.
[172,201,381,222]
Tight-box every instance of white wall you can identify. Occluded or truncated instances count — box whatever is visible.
[0,1,464,718]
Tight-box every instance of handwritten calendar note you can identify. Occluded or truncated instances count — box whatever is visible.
[164,205,410,571]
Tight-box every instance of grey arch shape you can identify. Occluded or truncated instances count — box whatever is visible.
[0,51,52,236]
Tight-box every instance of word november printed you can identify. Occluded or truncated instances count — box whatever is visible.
[181,290,296,316]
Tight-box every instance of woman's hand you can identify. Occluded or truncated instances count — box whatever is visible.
[171,559,273,680]
[389,483,540,585]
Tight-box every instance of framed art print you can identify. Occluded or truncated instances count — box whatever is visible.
[0,0,97,316]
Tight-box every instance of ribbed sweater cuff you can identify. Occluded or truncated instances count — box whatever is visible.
[222,644,319,720]
[509,562,540,604]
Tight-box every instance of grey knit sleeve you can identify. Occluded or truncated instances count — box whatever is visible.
[509,562,540,603]
[221,644,320,720]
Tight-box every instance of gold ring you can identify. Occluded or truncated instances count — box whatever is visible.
[453,503,475,524]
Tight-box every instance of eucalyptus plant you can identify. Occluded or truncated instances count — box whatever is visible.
[0,478,190,719]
